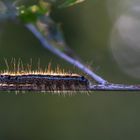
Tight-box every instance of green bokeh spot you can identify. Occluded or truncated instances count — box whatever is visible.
[18,3,50,23]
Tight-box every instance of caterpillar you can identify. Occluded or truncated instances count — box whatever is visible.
[0,72,90,92]
[0,60,90,92]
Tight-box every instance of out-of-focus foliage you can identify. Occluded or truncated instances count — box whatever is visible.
[17,0,85,23]
[17,1,50,23]
[0,0,85,22]
[0,1,50,22]
[0,1,17,20]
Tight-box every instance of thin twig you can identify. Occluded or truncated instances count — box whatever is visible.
[26,23,107,85]
[89,84,140,91]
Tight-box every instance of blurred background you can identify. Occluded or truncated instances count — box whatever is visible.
[0,0,140,140]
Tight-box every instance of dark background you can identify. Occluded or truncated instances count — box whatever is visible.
[0,0,140,140]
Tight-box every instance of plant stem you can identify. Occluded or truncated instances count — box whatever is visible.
[26,23,107,85]
[89,84,140,91]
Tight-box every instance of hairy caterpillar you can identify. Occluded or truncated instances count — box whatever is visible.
[0,59,90,92]
[0,73,89,91]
